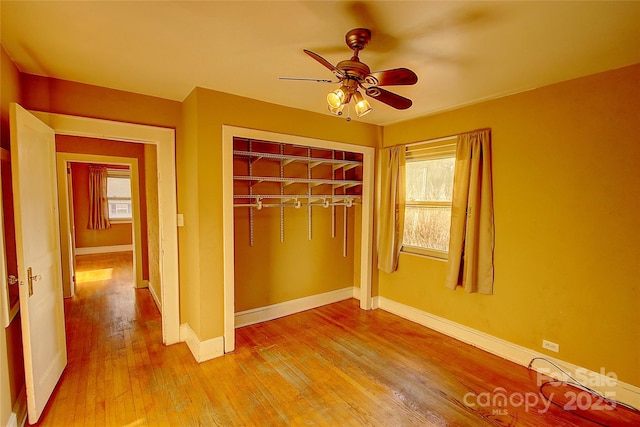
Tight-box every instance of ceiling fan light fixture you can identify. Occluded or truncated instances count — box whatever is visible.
[327,86,348,109]
[353,91,372,117]
[328,103,345,116]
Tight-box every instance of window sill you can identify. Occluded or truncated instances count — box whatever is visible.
[401,246,448,262]
[109,219,132,224]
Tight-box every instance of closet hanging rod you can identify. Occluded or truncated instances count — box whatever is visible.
[233,194,361,200]
[234,201,358,209]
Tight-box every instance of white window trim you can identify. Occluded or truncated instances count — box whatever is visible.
[402,137,457,260]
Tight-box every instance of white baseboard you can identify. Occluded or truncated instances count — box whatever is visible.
[375,296,640,409]
[6,386,26,427]
[147,281,162,312]
[179,323,224,363]
[235,287,354,328]
[75,244,133,255]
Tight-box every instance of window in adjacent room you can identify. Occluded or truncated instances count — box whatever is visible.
[106,169,132,221]
[402,139,456,259]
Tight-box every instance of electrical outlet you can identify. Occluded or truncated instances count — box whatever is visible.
[542,339,559,353]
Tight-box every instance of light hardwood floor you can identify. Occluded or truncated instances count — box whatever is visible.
[32,252,638,426]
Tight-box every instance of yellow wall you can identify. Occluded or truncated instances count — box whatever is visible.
[178,89,202,336]
[234,205,357,311]
[381,64,640,386]
[181,87,380,340]
[0,44,25,427]
[20,74,182,130]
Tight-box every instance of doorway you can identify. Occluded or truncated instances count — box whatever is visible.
[57,153,145,301]
[32,111,180,345]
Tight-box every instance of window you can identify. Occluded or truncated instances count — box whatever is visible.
[402,140,456,259]
[106,170,132,221]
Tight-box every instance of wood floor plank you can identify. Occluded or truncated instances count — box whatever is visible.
[31,252,640,426]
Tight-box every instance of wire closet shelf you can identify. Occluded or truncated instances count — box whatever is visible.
[233,138,363,254]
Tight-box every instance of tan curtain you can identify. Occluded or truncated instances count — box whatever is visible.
[445,129,494,294]
[377,146,406,273]
[88,165,111,230]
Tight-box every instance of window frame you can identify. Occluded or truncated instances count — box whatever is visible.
[402,138,457,260]
[106,168,133,223]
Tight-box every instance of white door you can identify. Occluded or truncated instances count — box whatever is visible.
[9,103,67,423]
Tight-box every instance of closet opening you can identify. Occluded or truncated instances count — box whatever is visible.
[222,126,375,353]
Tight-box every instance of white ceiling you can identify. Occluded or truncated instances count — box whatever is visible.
[1,1,639,126]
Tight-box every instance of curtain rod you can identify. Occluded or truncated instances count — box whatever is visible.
[404,127,492,148]
[406,135,456,147]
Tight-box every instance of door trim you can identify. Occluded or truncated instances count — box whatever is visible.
[31,111,180,345]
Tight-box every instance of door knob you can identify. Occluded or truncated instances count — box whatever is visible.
[27,267,41,297]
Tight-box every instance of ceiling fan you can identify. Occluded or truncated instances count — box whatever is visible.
[283,28,418,119]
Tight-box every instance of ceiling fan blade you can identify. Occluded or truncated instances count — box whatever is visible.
[365,87,413,110]
[367,68,418,86]
[279,77,336,83]
[303,49,345,78]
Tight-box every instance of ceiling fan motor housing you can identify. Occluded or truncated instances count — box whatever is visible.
[336,59,371,82]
